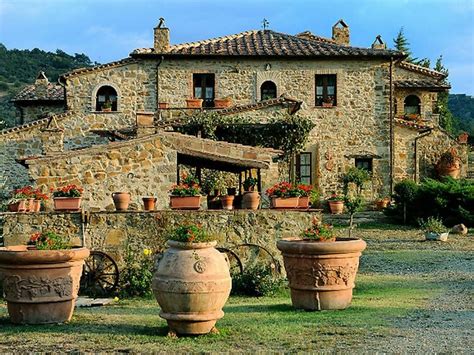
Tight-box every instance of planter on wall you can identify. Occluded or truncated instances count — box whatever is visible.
[0,246,90,324]
[277,237,366,311]
[186,98,203,109]
[170,196,201,210]
[53,197,82,211]
[220,195,234,210]
[213,98,232,108]
[242,191,260,210]
[328,200,344,214]
[298,196,310,209]
[142,197,157,211]
[158,102,169,109]
[271,197,299,209]
[8,200,27,212]
[436,164,460,179]
[152,240,231,335]
[112,192,131,211]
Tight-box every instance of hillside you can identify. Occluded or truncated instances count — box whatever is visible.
[0,44,96,128]
[449,94,474,137]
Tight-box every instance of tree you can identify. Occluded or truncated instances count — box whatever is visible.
[393,27,414,62]
[342,167,370,237]
[434,55,459,133]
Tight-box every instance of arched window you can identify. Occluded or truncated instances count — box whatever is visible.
[96,85,118,111]
[404,95,421,115]
[260,81,277,101]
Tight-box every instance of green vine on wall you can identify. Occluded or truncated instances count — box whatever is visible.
[175,111,315,157]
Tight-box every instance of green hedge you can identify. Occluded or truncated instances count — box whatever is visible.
[385,178,474,227]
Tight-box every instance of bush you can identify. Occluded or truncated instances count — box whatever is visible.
[231,264,285,297]
[119,247,155,298]
[386,178,474,226]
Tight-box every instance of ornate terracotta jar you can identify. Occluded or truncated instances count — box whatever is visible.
[0,246,90,324]
[152,240,232,335]
[277,237,366,311]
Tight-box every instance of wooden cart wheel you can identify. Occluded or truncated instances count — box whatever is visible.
[234,243,282,276]
[216,247,244,275]
[80,251,119,297]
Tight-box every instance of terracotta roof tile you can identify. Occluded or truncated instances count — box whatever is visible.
[60,58,138,79]
[397,61,447,79]
[12,83,64,102]
[132,30,403,58]
[395,79,450,90]
[394,118,431,131]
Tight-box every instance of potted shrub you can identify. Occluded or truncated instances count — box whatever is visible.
[169,174,201,209]
[242,177,260,210]
[277,217,366,311]
[213,97,232,108]
[152,223,231,335]
[342,167,370,237]
[0,231,90,324]
[112,192,131,211]
[51,184,83,211]
[327,193,344,214]
[220,187,235,210]
[101,100,113,112]
[296,183,313,209]
[435,148,461,179]
[185,97,203,109]
[142,196,157,211]
[419,216,449,242]
[266,182,301,209]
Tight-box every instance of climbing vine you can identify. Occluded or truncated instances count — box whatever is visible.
[175,111,315,157]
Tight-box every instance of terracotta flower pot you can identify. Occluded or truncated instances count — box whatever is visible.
[112,192,131,211]
[152,240,232,335]
[328,200,344,214]
[277,237,366,311]
[206,194,221,210]
[26,198,35,212]
[0,246,90,324]
[437,164,460,179]
[271,197,299,209]
[298,196,310,209]
[8,200,27,212]
[101,107,112,112]
[375,198,390,211]
[213,98,232,108]
[158,102,169,109]
[242,191,260,210]
[220,195,234,210]
[142,197,157,211]
[33,199,42,212]
[53,197,82,211]
[186,98,203,109]
[170,195,201,210]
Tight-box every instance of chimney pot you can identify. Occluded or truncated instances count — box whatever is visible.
[332,19,350,46]
[154,18,170,52]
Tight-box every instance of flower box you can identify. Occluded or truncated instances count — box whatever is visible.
[53,197,82,211]
[170,196,201,210]
[271,197,299,209]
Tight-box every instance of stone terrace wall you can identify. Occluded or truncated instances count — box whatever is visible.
[1,210,322,269]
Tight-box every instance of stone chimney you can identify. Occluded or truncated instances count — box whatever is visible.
[154,17,170,52]
[371,35,387,50]
[332,19,349,46]
[40,116,64,154]
[35,71,49,99]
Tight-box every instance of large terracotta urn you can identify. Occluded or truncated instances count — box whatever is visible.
[112,192,131,211]
[277,237,366,311]
[0,246,90,324]
[152,240,232,335]
[242,191,260,210]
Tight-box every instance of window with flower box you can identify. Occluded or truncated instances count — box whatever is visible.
[315,74,337,107]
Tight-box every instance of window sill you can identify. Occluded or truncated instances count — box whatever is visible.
[91,111,122,114]
[313,106,337,109]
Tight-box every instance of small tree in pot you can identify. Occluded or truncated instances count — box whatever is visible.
[342,167,370,237]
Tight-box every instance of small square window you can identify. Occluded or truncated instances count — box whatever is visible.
[355,158,373,173]
[315,74,337,107]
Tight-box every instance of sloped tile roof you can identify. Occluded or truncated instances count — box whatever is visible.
[131,30,403,58]
[0,111,73,136]
[12,82,64,102]
[397,61,447,79]
[60,58,138,79]
[395,79,451,90]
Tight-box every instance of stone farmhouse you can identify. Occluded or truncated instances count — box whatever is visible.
[1,19,469,209]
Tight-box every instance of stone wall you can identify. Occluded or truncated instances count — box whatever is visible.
[19,103,65,124]
[0,210,322,269]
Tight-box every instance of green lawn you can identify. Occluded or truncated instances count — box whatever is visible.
[0,224,472,352]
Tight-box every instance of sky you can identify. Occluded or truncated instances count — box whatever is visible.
[0,0,473,94]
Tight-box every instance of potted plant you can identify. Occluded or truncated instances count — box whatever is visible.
[158,102,169,109]
[242,177,260,210]
[51,184,83,211]
[342,167,370,237]
[327,193,344,214]
[220,184,235,210]
[185,97,203,109]
[375,196,391,210]
[112,192,131,211]
[169,173,201,209]
[213,96,232,108]
[296,183,313,209]
[142,196,157,211]
[201,171,225,210]
[322,96,334,108]
[152,223,231,335]
[419,216,449,242]
[7,186,33,212]
[0,231,90,324]
[435,148,461,179]
[101,100,112,112]
[266,182,301,209]
[277,217,366,311]
[31,188,48,212]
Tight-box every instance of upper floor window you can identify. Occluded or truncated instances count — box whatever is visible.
[260,81,277,100]
[404,95,421,115]
[315,74,337,107]
[355,158,373,173]
[296,152,312,185]
[193,74,215,108]
[96,85,118,111]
